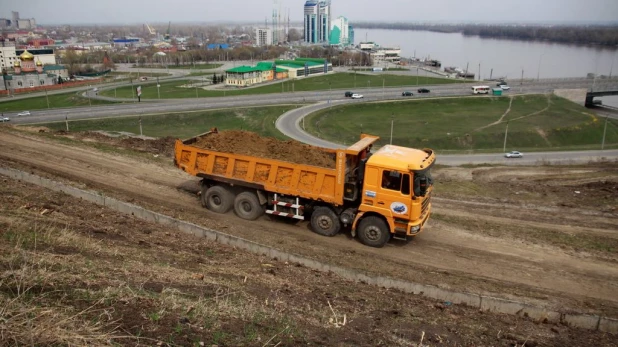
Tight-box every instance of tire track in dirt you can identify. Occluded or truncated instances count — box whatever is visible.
[2,129,618,314]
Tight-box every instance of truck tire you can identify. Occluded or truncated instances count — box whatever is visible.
[310,206,341,237]
[357,216,390,248]
[234,191,264,220]
[203,186,234,214]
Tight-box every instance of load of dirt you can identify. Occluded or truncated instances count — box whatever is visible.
[193,130,336,168]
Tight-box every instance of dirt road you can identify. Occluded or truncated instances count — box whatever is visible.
[1,128,617,316]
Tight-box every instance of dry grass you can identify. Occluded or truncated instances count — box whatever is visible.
[0,224,118,346]
[0,218,300,346]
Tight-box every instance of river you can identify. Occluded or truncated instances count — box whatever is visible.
[354,28,618,107]
[354,28,618,80]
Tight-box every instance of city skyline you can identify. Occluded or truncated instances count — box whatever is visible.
[1,0,618,25]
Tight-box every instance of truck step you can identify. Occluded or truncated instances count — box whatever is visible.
[392,234,408,241]
[266,210,305,220]
[272,201,304,209]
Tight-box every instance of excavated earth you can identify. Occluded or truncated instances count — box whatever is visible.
[193,130,337,168]
[1,126,617,345]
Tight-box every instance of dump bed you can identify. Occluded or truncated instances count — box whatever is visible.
[174,131,349,205]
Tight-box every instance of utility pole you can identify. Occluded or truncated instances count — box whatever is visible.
[45,88,50,109]
[601,116,609,150]
[65,115,69,132]
[537,54,544,81]
[139,116,143,136]
[416,66,419,86]
[503,121,509,153]
[390,113,394,145]
[478,62,481,81]
[520,69,524,93]
[490,68,493,80]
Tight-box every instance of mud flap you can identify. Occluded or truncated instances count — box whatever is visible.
[256,190,268,205]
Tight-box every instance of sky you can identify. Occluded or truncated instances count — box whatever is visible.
[1,0,618,25]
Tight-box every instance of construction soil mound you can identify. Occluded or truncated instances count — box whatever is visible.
[193,130,336,168]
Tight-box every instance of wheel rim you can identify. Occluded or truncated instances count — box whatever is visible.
[241,201,252,213]
[316,215,333,231]
[210,195,222,206]
[364,226,382,241]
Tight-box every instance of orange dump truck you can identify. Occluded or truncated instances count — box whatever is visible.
[174,130,436,247]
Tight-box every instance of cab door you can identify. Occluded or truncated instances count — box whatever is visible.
[377,170,412,220]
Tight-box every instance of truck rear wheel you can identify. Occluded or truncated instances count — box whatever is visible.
[234,191,264,220]
[203,186,234,214]
[310,206,341,237]
[357,216,390,248]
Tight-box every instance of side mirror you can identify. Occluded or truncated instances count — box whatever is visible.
[419,177,428,196]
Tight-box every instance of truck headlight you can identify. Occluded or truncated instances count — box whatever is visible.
[410,225,420,233]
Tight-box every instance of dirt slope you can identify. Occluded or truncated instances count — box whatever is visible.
[3,179,616,346]
[1,128,617,319]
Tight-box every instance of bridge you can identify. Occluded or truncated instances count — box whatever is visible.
[585,79,618,107]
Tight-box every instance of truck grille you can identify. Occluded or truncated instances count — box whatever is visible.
[421,191,431,215]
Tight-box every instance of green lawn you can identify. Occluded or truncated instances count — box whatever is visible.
[304,94,618,152]
[0,92,117,113]
[37,106,295,140]
[101,73,463,99]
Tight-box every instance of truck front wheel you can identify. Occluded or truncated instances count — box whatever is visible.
[234,191,265,220]
[203,185,234,214]
[357,216,390,248]
[310,206,341,237]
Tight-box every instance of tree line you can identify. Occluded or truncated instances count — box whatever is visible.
[352,22,618,46]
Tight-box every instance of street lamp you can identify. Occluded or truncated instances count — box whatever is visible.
[390,113,394,145]
[537,53,545,81]
[503,121,510,153]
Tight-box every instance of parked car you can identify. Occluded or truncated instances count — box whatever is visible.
[499,85,510,90]
[417,88,430,93]
[344,91,354,97]
[351,93,364,99]
[402,91,413,96]
[140,77,148,81]
[505,151,523,158]
[0,116,10,122]
[17,111,31,117]
[496,81,507,87]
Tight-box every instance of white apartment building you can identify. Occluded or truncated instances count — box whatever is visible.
[330,16,349,46]
[0,39,17,71]
[255,28,272,46]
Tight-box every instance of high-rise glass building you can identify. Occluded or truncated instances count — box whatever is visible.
[304,0,330,44]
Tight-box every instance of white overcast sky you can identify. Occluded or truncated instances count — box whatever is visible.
[2,0,617,25]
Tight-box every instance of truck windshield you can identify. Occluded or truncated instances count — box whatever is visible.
[413,168,433,197]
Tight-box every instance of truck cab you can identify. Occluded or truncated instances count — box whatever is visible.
[351,144,435,247]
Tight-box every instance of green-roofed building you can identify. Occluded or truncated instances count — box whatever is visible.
[274,58,332,78]
[225,62,289,87]
[225,58,331,86]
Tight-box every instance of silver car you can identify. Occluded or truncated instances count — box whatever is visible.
[0,116,10,122]
[17,111,31,116]
[505,151,523,158]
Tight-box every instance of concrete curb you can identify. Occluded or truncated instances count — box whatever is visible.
[1,166,616,334]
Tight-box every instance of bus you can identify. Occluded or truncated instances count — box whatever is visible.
[471,86,490,94]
